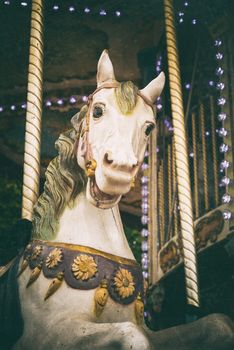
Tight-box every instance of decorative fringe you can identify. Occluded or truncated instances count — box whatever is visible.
[135,293,144,325]
[44,272,64,301]
[17,257,29,277]
[26,263,42,288]
[94,279,109,317]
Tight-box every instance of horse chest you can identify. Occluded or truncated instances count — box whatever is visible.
[17,241,144,331]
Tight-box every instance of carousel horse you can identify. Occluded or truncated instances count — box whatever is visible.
[2,51,233,349]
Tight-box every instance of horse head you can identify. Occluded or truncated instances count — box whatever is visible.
[72,50,165,209]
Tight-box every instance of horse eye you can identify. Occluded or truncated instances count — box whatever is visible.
[93,105,104,119]
[145,123,155,136]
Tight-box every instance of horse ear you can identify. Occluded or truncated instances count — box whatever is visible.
[97,50,116,87]
[140,72,165,103]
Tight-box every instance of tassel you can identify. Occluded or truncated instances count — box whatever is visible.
[130,176,135,189]
[85,159,97,177]
[94,279,109,317]
[44,272,64,301]
[17,257,29,277]
[26,263,42,288]
[135,293,144,325]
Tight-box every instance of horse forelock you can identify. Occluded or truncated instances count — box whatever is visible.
[32,129,86,241]
[114,81,139,115]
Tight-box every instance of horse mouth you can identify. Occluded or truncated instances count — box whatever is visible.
[86,177,121,209]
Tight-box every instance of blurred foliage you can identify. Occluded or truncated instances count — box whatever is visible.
[0,177,21,232]
[124,225,141,264]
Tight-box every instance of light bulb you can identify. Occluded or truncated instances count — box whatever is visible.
[223,210,232,220]
[220,176,230,186]
[218,112,227,121]
[141,240,148,252]
[219,143,229,153]
[220,160,230,171]
[222,193,231,204]
[141,229,149,238]
[218,127,227,137]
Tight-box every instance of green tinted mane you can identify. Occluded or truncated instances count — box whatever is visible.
[32,127,86,240]
[114,81,138,115]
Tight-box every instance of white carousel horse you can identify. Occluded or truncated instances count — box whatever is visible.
[14,50,164,349]
[14,51,233,350]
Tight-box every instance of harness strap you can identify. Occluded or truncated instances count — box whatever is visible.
[77,82,156,172]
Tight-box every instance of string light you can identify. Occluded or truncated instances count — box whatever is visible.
[99,9,107,16]
[214,36,233,219]
[219,143,229,153]
[218,127,228,137]
[223,210,232,220]
[68,6,75,13]
[218,112,227,121]
[141,158,149,280]
[1,1,122,17]
[222,193,231,204]
[0,94,93,113]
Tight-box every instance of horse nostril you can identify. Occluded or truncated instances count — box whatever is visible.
[104,152,113,165]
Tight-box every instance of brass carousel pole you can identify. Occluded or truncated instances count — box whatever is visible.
[164,0,199,307]
[200,102,209,211]
[22,0,45,221]
[210,96,219,206]
[191,112,199,218]
[148,129,159,284]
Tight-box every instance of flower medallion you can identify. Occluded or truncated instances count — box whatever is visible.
[46,248,63,269]
[31,245,43,260]
[72,254,97,281]
[114,268,135,299]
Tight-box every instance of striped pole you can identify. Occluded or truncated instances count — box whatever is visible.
[164,0,199,307]
[22,0,44,221]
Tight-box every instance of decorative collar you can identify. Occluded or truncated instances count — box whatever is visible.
[19,240,144,322]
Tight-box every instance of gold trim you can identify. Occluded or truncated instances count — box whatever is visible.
[32,240,139,267]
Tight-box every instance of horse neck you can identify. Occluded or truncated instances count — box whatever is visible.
[53,191,135,260]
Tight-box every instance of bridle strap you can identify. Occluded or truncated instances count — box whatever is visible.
[78,82,156,170]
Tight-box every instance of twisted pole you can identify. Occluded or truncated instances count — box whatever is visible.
[210,96,219,206]
[148,129,159,284]
[200,103,209,211]
[164,0,199,307]
[22,0,44,221]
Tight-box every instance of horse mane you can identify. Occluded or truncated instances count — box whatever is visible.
[114,81,138,114]
[32,121,86,241]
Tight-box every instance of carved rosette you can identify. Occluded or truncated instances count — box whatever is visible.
[114,268,135,299]
[21,240,144,306]
[31,245,43,260]
[46,248,63,269]
[72,254,97,281]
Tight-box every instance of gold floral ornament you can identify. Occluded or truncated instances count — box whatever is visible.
[46,248,63,269]
[72,254,97,281]
[114,268,135,299]
[31,245,43,260]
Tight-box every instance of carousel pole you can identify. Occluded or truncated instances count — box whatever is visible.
[148,128,158,284]
[164,0,199,307]
[22,0,45,221]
